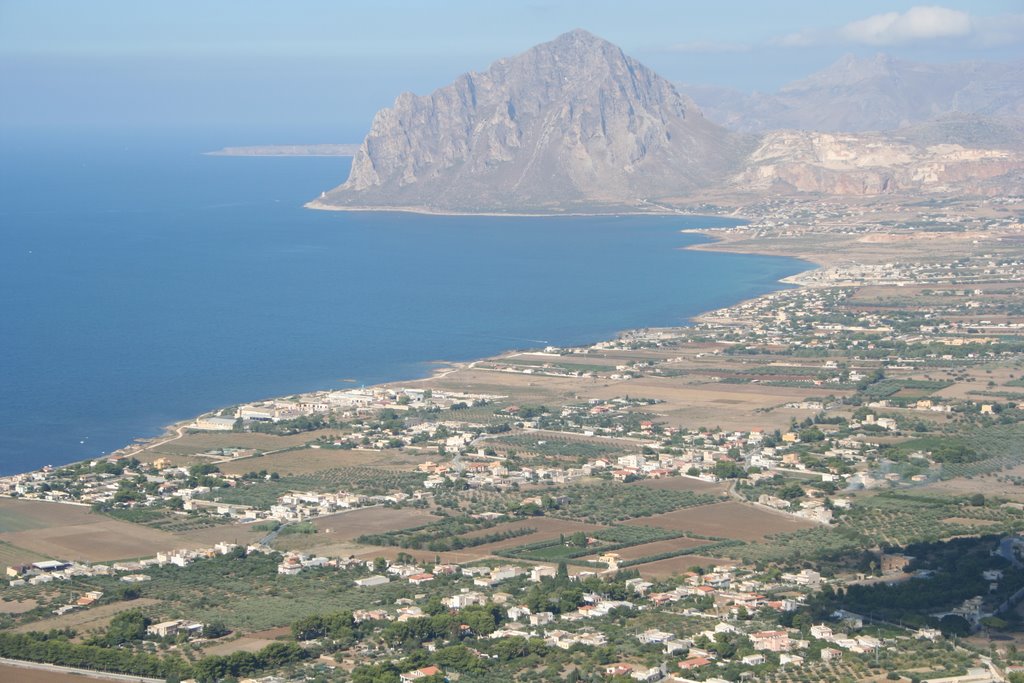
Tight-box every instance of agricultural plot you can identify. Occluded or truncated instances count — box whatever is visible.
[0,664,92,683]
[193,466,427,510]
[0,540,48,566]
[271,506,437,552]
[718,493,1024,565]
[0,499,189,563]
[626,501,816,541]
[487,434,628,459]
[635,476,729,494]
[217,447,422,476]
[144,429,338,457]
[284,467,427,493]
[584,537,710,562]
[627,554,726,578]
[497,525,684,564]
[549,482,716,524]
[356,514,535,552]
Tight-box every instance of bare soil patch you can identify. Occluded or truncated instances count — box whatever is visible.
[583,537,709,562]
[628,501,816,541]
[218,447,421,476]
[0,664,97,683]
[631,554,728,578]
[272,506,437,551]
[0,499,189,562]
[0,599,37,614]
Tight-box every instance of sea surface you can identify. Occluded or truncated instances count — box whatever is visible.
[0,129,807,476]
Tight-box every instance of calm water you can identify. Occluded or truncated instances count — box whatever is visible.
[0,129,806,475]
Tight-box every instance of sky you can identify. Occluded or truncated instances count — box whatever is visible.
[1,0,1022,142]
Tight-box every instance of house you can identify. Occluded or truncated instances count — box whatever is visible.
[529,611,554,626]
[400,666,443,683]
[147,619,203,639]
[741,654,766,666]
[354,575,390,587]
[810,624,833,640]
[604,664,633,677]
[750,630,791,652]
[820,647,842,662]
[506,605,531,621]
[631,667,663,682]
[530,565,557,582]
[779,654,804,667]
[408,573,434,585]
[678,657,711,671]
[637,628,674,644]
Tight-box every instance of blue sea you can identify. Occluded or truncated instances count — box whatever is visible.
[0,128,806,476]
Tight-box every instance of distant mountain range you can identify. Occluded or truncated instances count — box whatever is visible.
[312,31,1023,213]
[681,53,1024,134]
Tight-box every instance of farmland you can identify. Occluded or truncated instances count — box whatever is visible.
[0,499,187,563]
[271,506,438,552]
[626,501,816,541]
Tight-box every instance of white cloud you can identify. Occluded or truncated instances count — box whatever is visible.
[771,5,1024,49]
[839,6,971,45]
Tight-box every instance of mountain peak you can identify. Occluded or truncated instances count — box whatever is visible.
[316,31,745,212]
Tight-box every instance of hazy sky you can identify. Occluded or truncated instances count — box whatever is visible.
[2,1,1022,141]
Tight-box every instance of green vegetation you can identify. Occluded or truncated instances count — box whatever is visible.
[357,515,533,552]
[549,483,716,523]
[497,526,684,563]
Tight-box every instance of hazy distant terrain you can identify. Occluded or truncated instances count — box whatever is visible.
[680,54,1024,135]
[312,32,1023,213]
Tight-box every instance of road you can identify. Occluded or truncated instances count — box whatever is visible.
[0,657,164,683]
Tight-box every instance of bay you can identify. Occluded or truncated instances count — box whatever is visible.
[0,129,806,475]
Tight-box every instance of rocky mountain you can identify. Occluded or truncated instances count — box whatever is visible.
[682,54,1024,134]
[313,33,1023,211]
[313,30,751,213]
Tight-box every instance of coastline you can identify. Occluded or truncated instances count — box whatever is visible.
[89,223,818,471]
[3,218,811,479]
[304,198,686,218]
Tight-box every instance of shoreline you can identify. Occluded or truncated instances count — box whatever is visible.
[44,224,817,478]
[304,199,694,218]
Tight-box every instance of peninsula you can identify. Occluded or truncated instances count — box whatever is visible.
[205,143,360,157]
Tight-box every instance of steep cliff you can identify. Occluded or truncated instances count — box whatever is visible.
[313,30,750,212]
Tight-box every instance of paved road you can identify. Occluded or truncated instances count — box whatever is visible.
[0,657,164,683]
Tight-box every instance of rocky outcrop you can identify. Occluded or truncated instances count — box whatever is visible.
[731,131,1021,196]
[311,33,1023,211]
[313,30,751,212]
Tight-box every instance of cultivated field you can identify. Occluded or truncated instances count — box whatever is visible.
[143,429,340,457]
[0,499,189,563]
[636,476,729,495]
[627,501,816,541]
[217,447,421,476]
[630,554,728,578]
[0,664,99,683]
[272,506,438,551]
[200,627,290,656]
[582,537,709,562]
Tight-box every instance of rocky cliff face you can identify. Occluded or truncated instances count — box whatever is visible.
[314,30,750,212]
